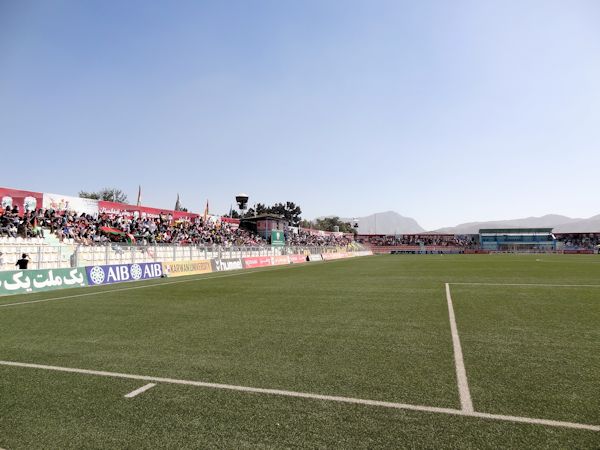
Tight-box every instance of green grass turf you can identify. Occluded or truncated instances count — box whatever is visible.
[452,284,600,424]
[2,365,598,449]
[0,254,599,448]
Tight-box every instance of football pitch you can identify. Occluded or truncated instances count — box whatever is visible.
[0,254,598,449]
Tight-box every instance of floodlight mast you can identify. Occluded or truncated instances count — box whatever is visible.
[235,193,249,215]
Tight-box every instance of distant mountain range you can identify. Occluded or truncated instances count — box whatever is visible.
[320,212,600,234]
[434,214,600,234]
[323,211,425,234]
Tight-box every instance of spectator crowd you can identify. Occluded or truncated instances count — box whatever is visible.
[287,229,353,247]
[357,234,477,248]
[554,233,600,250]
[0,206,264,246]
[0,206,353,247]
[4,205,599,250]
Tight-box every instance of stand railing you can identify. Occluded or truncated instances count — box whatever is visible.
[0,242,361,271]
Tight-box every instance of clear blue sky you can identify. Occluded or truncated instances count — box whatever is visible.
[1,0,599,230]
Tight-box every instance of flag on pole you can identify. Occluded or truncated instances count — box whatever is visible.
[228,204,233,217]
[136,185,142,206]
[203,199,209,221]
[174,194,181,211]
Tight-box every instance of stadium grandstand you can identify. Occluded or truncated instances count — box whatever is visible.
[358,229,600,255]
[479,228,556,251]
[356,233,479,254]
[0,186,358,272]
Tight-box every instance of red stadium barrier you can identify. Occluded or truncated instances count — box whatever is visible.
[321,252,352,260]
[242,256,273,269]
[289,254,307,263]
[271,255,291,265]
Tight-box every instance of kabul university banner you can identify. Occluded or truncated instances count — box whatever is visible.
[0,268,88,296]
[162,260,213,277]
[85,262,163,285]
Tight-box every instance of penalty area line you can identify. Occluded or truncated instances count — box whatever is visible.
[449,282,600,288]
[445,283,473,412]
[0,360,597,432]
[124,383,156,398]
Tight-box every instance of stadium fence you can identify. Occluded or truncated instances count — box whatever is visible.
[0,243,359,272]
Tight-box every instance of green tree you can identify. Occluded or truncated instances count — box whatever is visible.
[313,217,356,234]
[243,203,269,218]
[299,219,314,229]
[79,188,128,203]
[243,202,303,226]
[268,202,303,226]
[78,191,100,200]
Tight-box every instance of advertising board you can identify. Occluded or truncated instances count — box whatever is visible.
[242,256,273,269]
[271,255,290,266]
[321,253,347,260]
[308,254,323,262]
[0,268,87,296]
[85,262,163,285]
[289,254,307,264]
[162,260,213,277]
[211,258,244,272]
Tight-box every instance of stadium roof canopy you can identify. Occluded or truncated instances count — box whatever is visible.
[479,228,553,234]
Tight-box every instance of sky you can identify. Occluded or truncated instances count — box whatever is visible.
[1,0,599,230]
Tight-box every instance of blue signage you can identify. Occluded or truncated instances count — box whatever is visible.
[85,262,163,286]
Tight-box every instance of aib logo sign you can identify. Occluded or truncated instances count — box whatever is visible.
[86,263,163,285]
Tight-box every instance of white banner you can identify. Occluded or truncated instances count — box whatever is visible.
[43,192,99,216]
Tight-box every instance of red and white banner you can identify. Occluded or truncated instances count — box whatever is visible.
[242,256,273,269]
[271,255,290,266]
[289,254,307,264]
[0,187,43,216]
[98,201,199,221]
[321,253,350,260]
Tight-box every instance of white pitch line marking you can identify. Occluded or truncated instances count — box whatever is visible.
[0,258,353,309]
[0,360,597,432]
[445,282,474,412]
[124,382,156,398]
[449,282,600,288]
